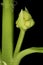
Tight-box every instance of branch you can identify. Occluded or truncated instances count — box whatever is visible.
[13,47,43,65]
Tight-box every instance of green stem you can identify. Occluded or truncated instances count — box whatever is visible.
[0,50,1,60]
[14,29,25,57]
[13,47,43,65]
[2,0,14,64]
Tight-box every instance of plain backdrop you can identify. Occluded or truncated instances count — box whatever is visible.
[0,0,43,65]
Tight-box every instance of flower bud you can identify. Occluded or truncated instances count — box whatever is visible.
[16,8,35,30]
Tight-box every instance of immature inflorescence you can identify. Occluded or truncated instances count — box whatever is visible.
[16,8,35,30]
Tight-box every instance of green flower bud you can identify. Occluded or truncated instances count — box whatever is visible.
[16,8,35,30]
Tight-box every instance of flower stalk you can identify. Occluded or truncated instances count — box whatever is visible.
[14,29,25,57]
